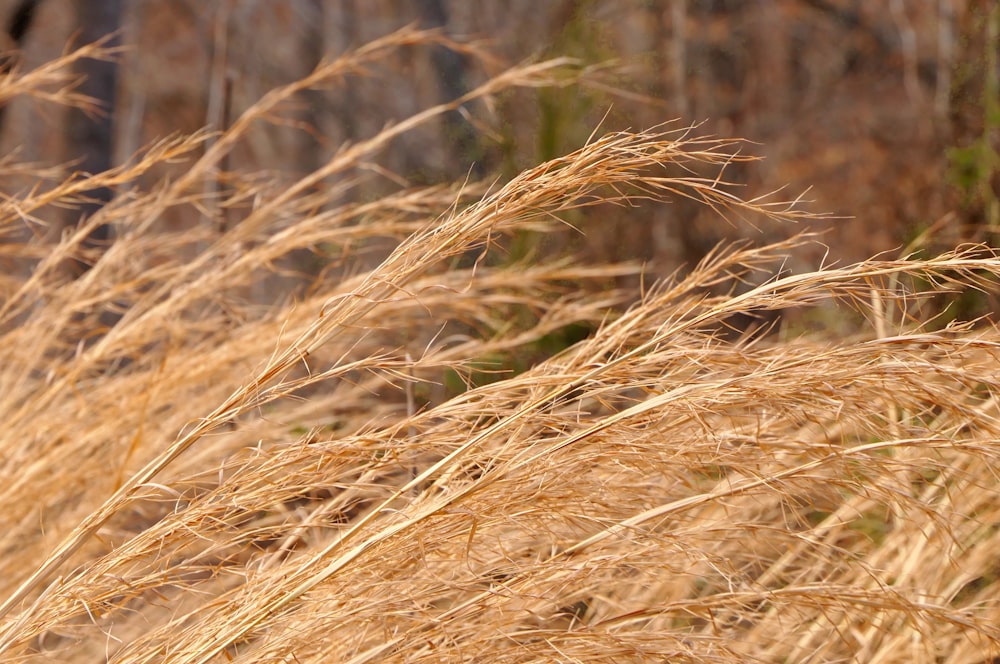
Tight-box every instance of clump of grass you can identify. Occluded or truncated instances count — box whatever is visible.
[2,28,1000,664]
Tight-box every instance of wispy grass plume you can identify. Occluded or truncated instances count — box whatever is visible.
[1,28,999,664]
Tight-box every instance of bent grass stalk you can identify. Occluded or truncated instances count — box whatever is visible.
[0,27,999,664]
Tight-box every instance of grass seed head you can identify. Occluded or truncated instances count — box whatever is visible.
[0,27,998,664]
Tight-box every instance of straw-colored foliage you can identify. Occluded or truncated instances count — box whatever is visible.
[1,29,999,663]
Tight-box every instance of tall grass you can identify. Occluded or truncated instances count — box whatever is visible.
[1,28,1000,663]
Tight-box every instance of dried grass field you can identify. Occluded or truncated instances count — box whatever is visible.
[1,30,1000,663]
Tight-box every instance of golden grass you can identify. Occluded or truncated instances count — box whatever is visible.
[1,28,1000,663]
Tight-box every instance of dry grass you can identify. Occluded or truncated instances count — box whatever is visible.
[1,28,1000,664]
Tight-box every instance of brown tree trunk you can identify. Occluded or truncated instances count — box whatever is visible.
[66,0,123,250]
[0,0,42,132]
[415,0,485,176]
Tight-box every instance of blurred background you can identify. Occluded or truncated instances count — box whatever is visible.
[0,0,995,284]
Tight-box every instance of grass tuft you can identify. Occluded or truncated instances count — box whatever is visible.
[1,28,999,663]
